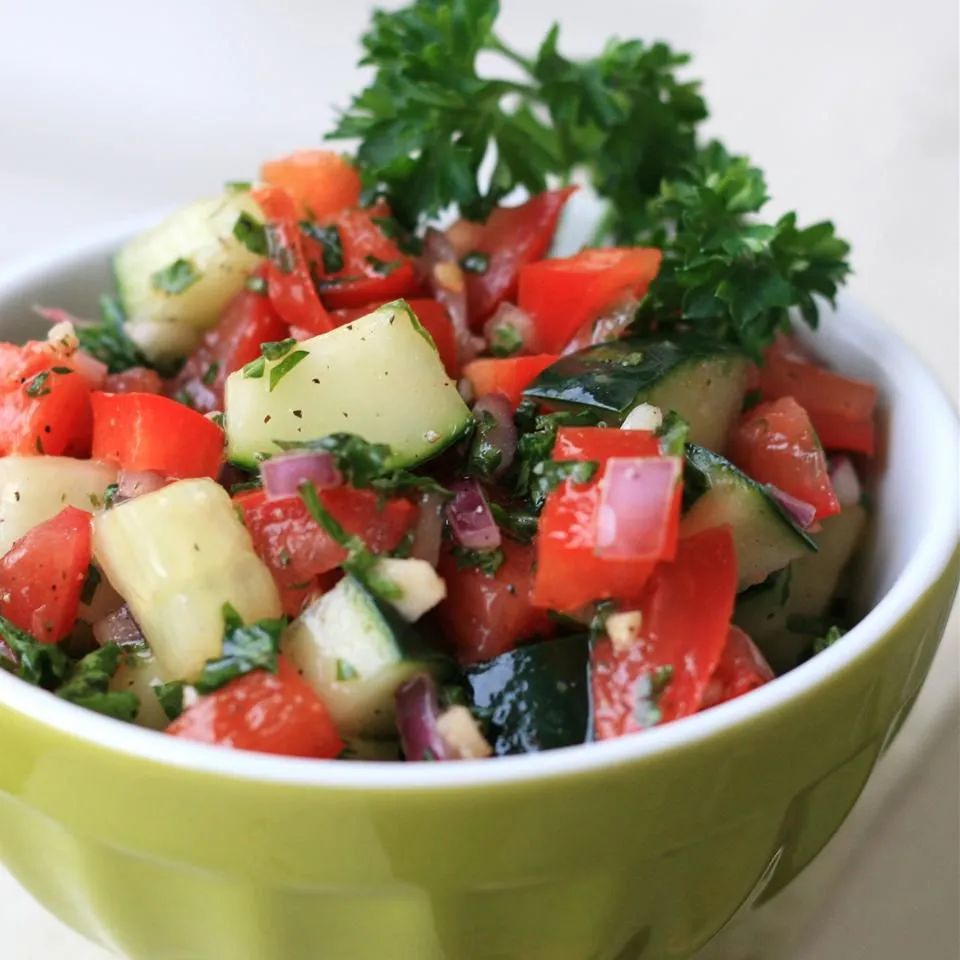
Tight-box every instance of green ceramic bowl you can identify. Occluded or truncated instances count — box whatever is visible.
[0,223,956,960]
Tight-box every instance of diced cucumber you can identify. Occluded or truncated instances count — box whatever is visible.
[681,444,816,590]
[283,574,450,738]
[92,479,281,680]
[225,301,472,470]
[465,633,592,755]
[735,504,867,672]
[115,192,266,363]
[524,337,749,452]
[0,456,117,555]
[108,649,177,731]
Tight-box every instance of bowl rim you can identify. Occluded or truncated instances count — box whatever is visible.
[0,216,957,792]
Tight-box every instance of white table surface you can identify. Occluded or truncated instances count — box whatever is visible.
[1,1,957,958]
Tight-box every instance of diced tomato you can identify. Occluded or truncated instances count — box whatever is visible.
[591,526,738,739]
[463,354,559,408]
[331,298,460,378]
[457,187,577,328]
[0,343,93,457]
[759,336,877,455]
[104,367,163,395]
[306,204,420,310]
[235,488,416,617]
[91,392,224,480]
[0,506,91,642]
[167,656,342,758]
[260,149,362,219]
[253,186,334,336]
[170,284,290,412]
[700,626,775,710]
[728,396,840,520]
[532,428,682,613]
[435,538,552,664]
[518,247,662,354]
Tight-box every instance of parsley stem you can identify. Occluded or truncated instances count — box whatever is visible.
[488,34,535,73]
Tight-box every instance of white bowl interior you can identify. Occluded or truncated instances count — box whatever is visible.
[0,217,956,789]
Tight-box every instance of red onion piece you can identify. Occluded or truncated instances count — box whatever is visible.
[395,674,451,762]
[420,228,479,362]
[93,605,145,650]
[829,456,861,507]
[472,392,518,478]
[482,302,537,355]
[411,491,446,568]
[34,305,84,327]
[446,480,501,550]
[117,470,167,501]
[766,484,817,529]
[595,457,683,559]
[563,297,638,354]
[0,635,13,665]
[68,351,109,389]
[262,451,343,500]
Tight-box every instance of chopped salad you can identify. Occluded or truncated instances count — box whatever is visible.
[0,3,877,762]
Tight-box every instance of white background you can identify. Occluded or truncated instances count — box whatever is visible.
[0,1,957,958]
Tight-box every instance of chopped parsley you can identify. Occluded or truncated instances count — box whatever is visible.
[233,212,268,256]
[193,604,287,695]
[242,356,266,379]
[633,665,674,729]
[488,322,523,358]
[269,350,309,391]
[151,258,202,295]
[466,409,504,479]
[0,615,69,688]
[301,222,344,273]
[55,644,139,721]
[451,545,505,577]
[153,680,187,722]
[23,371,52,398]
[74,295,147,373]
[364,254,403,276]
[336,659,360,682]
[201,361,221,387]
[460,251,490,274]
[813,625,845,655]
[530,459,598,506]
[79,565,101,605]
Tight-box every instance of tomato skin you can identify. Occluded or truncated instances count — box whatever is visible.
[532,428,680,613]
[170,285,290,412]
[167,657,343,758]
[331,298,460,378]
[518,247,662,353]
[460,187,577,328]
[253,186,334,336]
[759,337,877,455]
[260,150,362,219]
[91,392,224,480]
[463,354,559,408]
[699,626,774,710]
[308,204,420,310]
[729,396,840,520]
[0,343,92,457]
[435,538,552,664]
[591,526,738,739]
[236,488,416,617]
[0,506,92,642]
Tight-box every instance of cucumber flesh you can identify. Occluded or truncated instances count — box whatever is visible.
[283,574,449,738]
[115,192,266,363]
[92,478,282,681]
[108,649,178,731]
[0,456,117,555]
[735,504,867,672]
[681,444,816,590]
[225,301,472,470]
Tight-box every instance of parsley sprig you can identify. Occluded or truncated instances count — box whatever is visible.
[332,1,850,354]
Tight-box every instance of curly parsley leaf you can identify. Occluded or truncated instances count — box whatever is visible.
[55,643,140,721]
[193,604,286,695]
[632,142,851,356]
[153,679,187,722]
